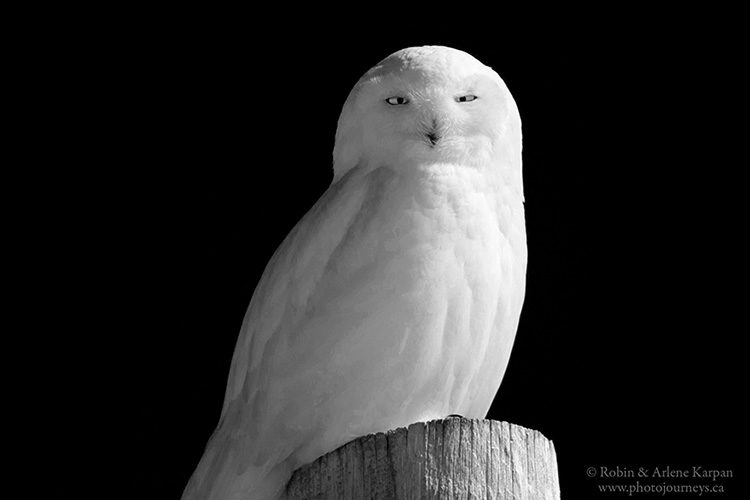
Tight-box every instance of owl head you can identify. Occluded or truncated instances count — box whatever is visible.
[333,46,522,194]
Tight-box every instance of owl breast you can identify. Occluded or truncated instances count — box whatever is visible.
[282,162,526,464]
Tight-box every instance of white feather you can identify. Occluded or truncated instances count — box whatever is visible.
[182,45,526,500]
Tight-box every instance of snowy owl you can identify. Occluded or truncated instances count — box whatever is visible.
[182,45,527,500]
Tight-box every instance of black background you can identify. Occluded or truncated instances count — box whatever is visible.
[95,16,744,499]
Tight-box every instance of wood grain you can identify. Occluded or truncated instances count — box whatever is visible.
[287,418,559,499]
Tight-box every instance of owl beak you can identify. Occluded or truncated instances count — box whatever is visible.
[424,118,442,147]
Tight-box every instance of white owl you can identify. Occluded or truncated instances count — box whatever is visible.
[182,45,527,500]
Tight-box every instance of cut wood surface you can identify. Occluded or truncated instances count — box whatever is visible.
[287,418,560,499]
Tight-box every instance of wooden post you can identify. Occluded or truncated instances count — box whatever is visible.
[287,418,560,499]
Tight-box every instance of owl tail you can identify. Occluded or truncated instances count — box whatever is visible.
[181,427,294,500]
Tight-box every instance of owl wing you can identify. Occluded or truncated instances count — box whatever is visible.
[220,167,374,419]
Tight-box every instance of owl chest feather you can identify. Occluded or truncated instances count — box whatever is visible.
[311,164,520,362]
[275,163,526,444]
[240,163,524,442]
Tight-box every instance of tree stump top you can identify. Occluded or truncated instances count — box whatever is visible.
[287,418,559,499]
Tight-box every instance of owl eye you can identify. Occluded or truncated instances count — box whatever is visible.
[456,95,478,102]
[385,96,409,105]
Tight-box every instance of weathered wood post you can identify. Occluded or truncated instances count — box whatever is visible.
[287,418,560,499]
